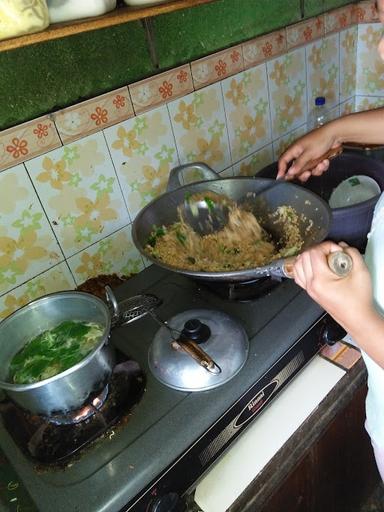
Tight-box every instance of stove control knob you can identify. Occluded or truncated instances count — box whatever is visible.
[322,319,347,346]
[148,492,185,512]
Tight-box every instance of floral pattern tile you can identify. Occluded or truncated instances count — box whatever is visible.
[222,64,272,163]
[272,124,308,161]
[168,83,231,172]
[354,0,379,23]
[355,95,384,112]
[104,105,179,221]
[340,27,358,101]
[306,34,340,115]
[286,16,324,49]
[53,87,134,145]
[129,65,194,115]
[67,225,144,286]
[0,262,75,320]
[232,144,274,176]
[191,45,244,90]
[0,164,64,296]
[327,104,341,122]
[325,5,355,34]
[242,30,286,69]
[0,115,61,172]
[356,24,384,95]
[267,47,307,140]
[26,132,128,259]
[340,98,356,116]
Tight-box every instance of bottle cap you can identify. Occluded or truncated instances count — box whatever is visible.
[315,96,326,106]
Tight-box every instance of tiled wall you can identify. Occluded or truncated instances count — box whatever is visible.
[0,0,383,319]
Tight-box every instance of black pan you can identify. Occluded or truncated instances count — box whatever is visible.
[132,163,332,282]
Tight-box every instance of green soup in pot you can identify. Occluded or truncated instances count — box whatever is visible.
[8,320,104,385]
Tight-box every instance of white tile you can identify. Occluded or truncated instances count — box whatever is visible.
[267,47,307,140]
[25,132,128,259]
[221,64,272,163]
[104,105,179,221]
[167,82,232,172]
[306,33,340,116]
[340,27,358,102]
[0,164,63,296]
[232,144,274,176]
[0,262,75,320]
[272,124,307,161]
[356,24,384,95]
[66,224,144,285]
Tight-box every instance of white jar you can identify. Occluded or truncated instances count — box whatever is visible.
[0,0,50,41]
[123,0,169,6]
[47,0,117,24]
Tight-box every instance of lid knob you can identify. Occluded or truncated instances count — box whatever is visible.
[181,318,211,344]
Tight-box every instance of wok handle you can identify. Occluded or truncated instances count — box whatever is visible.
[167,162,219,192]
[282,250,353,278]
[171,338,221,374]
[301,145,343,172]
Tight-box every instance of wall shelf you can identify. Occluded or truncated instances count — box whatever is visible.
[0,0,217,53]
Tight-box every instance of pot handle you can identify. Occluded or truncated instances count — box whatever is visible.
[171,338,221,375]
[270,250,353,279]
[167,162,220,192]
[105,285,120,327]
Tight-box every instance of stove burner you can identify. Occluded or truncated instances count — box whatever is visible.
[0,357,145,465]
[201,276,280,301]
[47,385,109,425]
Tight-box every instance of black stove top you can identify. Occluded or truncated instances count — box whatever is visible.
[0,264,325,512]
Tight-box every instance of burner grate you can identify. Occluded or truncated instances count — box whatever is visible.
[105,287,162,326]
[0,357,145,465]
[201,276,280,301]
[118,294,162,324]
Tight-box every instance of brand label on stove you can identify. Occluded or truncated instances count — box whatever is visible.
[234,380,279,428]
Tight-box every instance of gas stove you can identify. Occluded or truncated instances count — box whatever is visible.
[0,264,331,512]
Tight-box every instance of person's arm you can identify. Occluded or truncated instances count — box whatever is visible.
[292,241,384,369]
[277,107,384,182]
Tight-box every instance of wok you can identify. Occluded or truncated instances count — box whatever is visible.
[132,163,332,282]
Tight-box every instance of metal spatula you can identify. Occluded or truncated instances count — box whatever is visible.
[182,146,343,236]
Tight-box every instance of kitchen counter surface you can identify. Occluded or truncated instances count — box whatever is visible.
[194,346,368,512]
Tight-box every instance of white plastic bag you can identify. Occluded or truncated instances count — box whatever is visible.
[47,0,116,24]
[0,0,49,41]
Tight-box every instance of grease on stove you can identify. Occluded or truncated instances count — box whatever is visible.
[0,355,146,470]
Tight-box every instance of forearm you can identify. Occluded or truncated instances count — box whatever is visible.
[329,107,384,146]
[278,107,384,179]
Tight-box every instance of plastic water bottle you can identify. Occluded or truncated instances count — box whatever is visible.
[308,96,329,131]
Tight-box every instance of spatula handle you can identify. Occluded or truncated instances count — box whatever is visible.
[302,145,343,172]
[282,250,353,278]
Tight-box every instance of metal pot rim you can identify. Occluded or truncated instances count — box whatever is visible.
[0,290,111,391]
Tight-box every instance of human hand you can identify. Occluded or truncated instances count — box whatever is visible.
[292,241,374,333]
[277,125,340,182]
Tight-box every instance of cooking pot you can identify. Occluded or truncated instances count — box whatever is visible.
[0,288,154,416]
[132,163,332,282]
[258,152,384,251]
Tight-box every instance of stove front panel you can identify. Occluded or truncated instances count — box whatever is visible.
[126,313,327,511]
[0,266,325,512]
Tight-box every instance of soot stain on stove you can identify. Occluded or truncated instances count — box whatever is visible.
[0,355,146,472]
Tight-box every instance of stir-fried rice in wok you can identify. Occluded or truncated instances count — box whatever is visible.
[146,194,305,272]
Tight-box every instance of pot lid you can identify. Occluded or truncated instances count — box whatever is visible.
[148,309,249,392]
